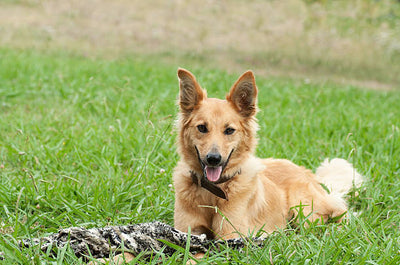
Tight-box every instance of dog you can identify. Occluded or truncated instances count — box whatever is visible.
[173,68,363,240]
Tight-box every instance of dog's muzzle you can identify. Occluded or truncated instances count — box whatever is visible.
[191,146,238,200]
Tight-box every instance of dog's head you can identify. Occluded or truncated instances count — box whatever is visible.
[176,68,259,184]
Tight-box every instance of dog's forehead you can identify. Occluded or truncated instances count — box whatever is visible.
[193,98,239,125]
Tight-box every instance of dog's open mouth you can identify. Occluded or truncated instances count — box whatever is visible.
[204,166,222,182]
[195,146,234,184]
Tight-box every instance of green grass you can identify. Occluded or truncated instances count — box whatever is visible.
[0,48,399,264]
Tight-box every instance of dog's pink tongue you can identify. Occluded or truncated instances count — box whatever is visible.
[205,166,222,182]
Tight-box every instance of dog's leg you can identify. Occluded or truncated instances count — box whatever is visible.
[211,209,250,239]
[174,210,213,238]
[174,195,215,238]
[186,252,206,264]
[289,180,348,224]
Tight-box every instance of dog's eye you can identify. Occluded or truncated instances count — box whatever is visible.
[224,127,235,135]
[197,125,208,133]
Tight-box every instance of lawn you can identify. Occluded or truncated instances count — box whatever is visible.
[0,48,399,264]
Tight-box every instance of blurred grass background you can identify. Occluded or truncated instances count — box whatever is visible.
[1,0,399,89]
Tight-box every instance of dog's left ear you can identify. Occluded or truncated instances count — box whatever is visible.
[226,71,258,117]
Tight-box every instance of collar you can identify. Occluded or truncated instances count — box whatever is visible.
[190,170,240,200]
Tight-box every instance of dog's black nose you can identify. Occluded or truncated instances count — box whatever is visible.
[206,152,222,166]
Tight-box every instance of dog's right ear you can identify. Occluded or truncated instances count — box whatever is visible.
[177,68,205,114]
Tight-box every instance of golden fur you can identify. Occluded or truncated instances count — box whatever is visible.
[173,68,362,240]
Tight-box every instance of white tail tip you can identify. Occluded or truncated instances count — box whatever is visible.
[316,158,364,197]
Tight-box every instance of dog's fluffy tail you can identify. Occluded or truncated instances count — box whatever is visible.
[316,158,363,197]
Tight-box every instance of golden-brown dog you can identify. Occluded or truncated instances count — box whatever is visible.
[173,68,363,240]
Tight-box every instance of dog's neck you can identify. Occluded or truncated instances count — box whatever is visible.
[189,170,240,200]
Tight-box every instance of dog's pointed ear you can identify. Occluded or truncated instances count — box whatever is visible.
[226,70,258,117]
[177,68,206,114]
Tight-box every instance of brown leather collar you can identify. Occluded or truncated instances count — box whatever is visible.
[190,171,228,200]
[190,170,240,200]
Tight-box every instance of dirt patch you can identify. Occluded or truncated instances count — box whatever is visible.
[1,0,399,90]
